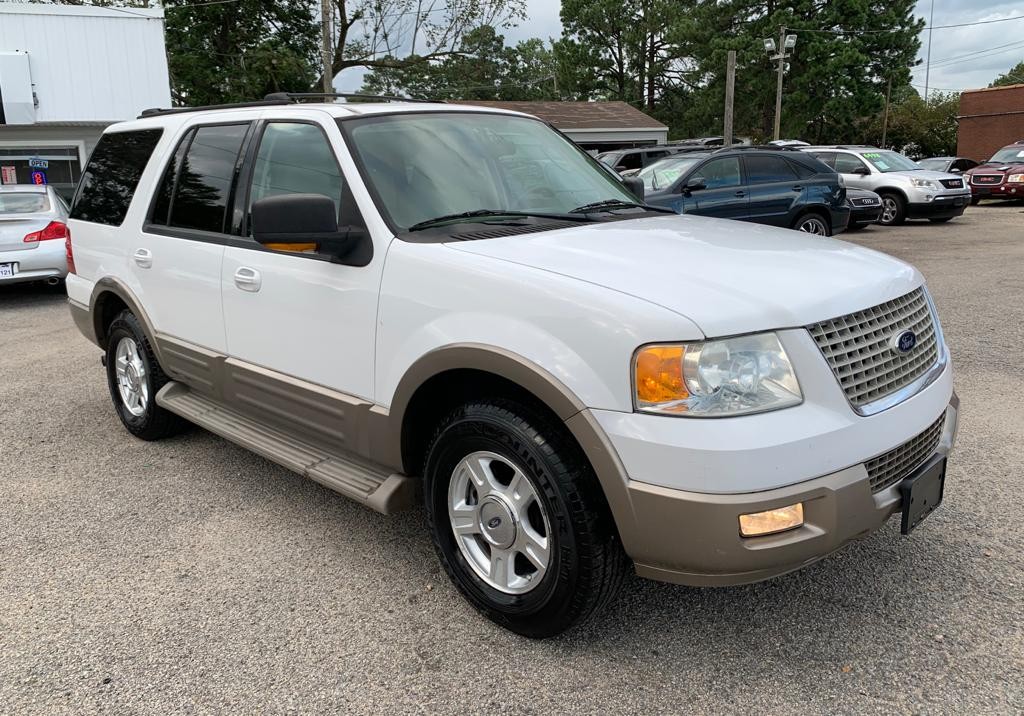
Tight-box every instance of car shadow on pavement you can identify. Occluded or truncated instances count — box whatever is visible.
[0,280,67,308]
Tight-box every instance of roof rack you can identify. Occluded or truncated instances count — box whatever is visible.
[263,92,438,104]
[138,99,290,118]
[711,144,802,154]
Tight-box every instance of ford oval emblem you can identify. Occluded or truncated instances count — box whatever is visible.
[891,330,917,354]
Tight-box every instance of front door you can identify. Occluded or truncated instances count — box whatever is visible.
[220,111,382,402]
[680,156,749,218]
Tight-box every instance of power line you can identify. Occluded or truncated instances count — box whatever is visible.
[795,13,1024,34]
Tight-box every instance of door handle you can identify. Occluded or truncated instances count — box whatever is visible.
[133,248,153,269]
[233,267,261,292]
[792,185,804,191]
[734,190,746,198]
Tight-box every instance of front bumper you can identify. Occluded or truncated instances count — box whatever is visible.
[0,242,68,285]
[906,192,970,219]
[849,203,882,226]
[610,395,958,586]
[970,182,1022,199]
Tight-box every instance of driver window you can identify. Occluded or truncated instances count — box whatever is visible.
[694,157,741,189]
[248,122,344,229]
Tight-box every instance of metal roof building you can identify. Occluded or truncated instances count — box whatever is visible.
[0,3,171,198]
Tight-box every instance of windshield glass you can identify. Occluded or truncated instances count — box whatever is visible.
[917,158,949,171]
[989,147,1024,163]
[0,192,49,214]
[859,150,921,172]
[638,155,705,192]
[343,113,636,231]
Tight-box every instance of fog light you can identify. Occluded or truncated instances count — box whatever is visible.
[739,503,804,537]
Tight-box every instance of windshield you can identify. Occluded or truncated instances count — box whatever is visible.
[859,150,921,173]
[342,113,636,231]
[638,155,705,192]
[917,158,949,171]
[989,147,1024,163]
[0,192,50,214]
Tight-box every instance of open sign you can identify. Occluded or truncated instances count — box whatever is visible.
[31,170,47,185]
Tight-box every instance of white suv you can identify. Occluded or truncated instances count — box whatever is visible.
[65,98,958,637]
[803,146,971,226]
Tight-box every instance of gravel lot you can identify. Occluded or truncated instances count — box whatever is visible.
[2,203,1022,715]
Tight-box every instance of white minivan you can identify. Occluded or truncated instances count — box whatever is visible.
[66,96,958,637]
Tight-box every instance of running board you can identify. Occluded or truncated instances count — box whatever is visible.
[156,382,416,514]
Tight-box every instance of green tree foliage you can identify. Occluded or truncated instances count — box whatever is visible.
[990,61,1024,88]
[163,0,319,105]
[672,0,923,142]
[867,89,958,157]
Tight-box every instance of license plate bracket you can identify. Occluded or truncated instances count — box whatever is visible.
[0,262,15,278]
[900,457,946,534]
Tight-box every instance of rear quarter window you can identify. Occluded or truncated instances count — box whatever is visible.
[70,129,163,226]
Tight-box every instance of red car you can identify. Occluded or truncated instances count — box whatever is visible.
[964,141,1024,203]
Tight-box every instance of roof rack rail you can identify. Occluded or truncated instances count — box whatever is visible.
[711,144,802,154]
[833,145,877,150]
[263,92,439,104]
[138,99,290,119]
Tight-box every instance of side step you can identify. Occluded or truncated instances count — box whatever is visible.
[156,382,417,514]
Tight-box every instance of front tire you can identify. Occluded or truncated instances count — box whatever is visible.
[105,310,187,440]
[879,192,907,226]
[423,399,627,638]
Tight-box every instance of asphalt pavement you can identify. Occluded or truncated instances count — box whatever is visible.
[1,203,1022,714]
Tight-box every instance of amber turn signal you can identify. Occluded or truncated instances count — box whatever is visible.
[739,503,804,537]
[634,345,688,406]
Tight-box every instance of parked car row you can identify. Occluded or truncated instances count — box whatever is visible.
[960,140,1024,204]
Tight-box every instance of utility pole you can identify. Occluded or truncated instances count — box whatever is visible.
[923,0,934,100]
[320,0,333,94]
[773,26,786,141]
[724,50,736,146]
[881,75,892,148]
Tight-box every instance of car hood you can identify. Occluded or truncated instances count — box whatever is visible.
[886,169,963,182]
[967,162,1024,174]
[446,214,921,337]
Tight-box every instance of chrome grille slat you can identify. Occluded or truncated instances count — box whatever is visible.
[865,415,945,492]
[808,288,940,409]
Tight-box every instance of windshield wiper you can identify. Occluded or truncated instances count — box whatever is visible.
[569,199,674,215]
[407,209,594,232]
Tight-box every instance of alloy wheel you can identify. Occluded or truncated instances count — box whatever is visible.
[114,336,149,417]
[447,451,551,595]
[797,216,828,235]
[881,197,899,224]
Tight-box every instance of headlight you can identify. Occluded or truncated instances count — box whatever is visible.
[1008,174,1024,183]
[910,177,936,188]
[634,333,802,417]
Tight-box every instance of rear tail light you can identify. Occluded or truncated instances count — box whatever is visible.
[66,228,76,275]
[23,220,70,243]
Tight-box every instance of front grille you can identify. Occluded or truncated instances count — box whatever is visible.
[807,288,940,409]
[940,178,963,189]
[971,174,1003,185]
[853,197,879,206]
[866,414,945,493]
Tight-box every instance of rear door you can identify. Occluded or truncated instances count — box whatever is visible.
[139,119,256,353]
[742,154,801,226]
[681,156,748,218]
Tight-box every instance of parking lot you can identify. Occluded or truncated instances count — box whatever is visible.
[1,204,1022,715]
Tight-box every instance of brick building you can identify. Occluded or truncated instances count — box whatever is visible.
[956,83,1024,162]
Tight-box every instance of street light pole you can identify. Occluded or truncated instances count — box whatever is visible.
[773,26,786,141]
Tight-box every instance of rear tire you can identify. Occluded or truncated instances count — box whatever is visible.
[105,310,187,441]
[879,192,906,226]
[792,212,831,236]
[423,399,628,638]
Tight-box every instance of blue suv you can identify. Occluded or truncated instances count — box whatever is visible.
[639,147,850,235]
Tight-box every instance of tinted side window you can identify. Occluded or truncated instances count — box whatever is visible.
[644,150,669,165]
[248,122,343,221]
[70,129,163,226]
[834,154,869,174]
[150,130,191,226]
[812,152,837,169]
[618,153,643,170]
[694,157,741,188]
[787,159,818,179]
[745,155,798,183]
[168,124,248,234]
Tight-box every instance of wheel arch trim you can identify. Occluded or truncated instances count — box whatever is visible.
[88,278,166,366]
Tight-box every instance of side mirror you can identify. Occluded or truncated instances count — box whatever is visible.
[950,167,962,173]
[622,176,645,202]
[252,193,354,260]
[852,166,870,176]
[683,177,706,194]
[615,165,629,173]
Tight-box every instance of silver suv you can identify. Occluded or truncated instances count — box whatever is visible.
[802,146,970,226]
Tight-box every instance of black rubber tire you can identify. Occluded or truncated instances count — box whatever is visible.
[105,309,187,441]
[879,192,907,226]
[423,399,628,638]
[791,212,832,236]
[970,197,981,206]
[929,217,953,223]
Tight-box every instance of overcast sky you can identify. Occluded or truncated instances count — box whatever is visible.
[338,0,1024,94]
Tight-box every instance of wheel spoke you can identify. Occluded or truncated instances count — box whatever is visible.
[505,469,537,508]
[450,503,479,536]
[518,528,550,572]
[488,548,513,589]
[464,455,495,494]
